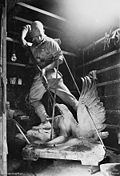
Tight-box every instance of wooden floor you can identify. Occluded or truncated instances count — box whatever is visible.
[8,158,104,176]
[32,160,104,176]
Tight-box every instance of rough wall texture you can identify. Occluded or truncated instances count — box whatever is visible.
[76,28,120,151]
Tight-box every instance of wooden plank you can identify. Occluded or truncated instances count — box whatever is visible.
[7,62,30,68]
[76,49,120,69]
[78,55,120,75]
[98,83,120,97]
[13,16,59,33]
[106,111,120,126]
[76,70,120,89]
[96,67,120,84]
[17,2,67,22]
[62,51,77,57]
[97,63,120,74]
[106,124,120,129]
[83,44,116,64]
[101,96,120,110]
[1,1,7,174]
[96,54,120,71]
[0,6,3,175]
[82,30,120,64]
[97,79,120,87]
[84,28,120,51]
[6,37,19,44]
[76,53,120,79]
[0,117,2,156]
[23,138,105,166]
[7,37,77,57]
[103,129,118,149]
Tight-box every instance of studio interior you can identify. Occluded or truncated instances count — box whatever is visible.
[1,0,120,175]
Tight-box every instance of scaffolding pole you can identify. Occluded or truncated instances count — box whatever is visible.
[0,0,7,175]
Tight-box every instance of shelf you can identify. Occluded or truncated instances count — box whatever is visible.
[7,62,33,68]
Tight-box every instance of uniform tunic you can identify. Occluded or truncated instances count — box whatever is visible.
[23,25,78,110]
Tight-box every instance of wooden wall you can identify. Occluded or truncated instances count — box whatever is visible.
[75,30,120,151]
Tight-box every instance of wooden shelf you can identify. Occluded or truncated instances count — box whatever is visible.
[7,62,33,68]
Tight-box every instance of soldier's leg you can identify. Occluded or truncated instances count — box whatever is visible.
[31,101,48,123]
[49,78,78,111]
[29,75,51,129]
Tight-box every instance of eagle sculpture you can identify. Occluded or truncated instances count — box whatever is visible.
[48,71,107,145]
[77,71,106,138]
[23,71,107,145]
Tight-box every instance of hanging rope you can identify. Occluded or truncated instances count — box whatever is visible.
[51,60,59,139]
[82,49,85,77]
[85,105,106,150]
[64,56,106,149]
[63,57,81,96]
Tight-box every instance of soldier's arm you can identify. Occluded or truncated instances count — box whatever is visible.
[21,24,32,47]
[42,39,64,75]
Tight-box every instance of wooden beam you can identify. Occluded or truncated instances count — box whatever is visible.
[84,28,120,51]
[84,37,105,51]
[7,37,77,57]
[1,0,7,175]
[62,50,77,57]
[97,63,120,74]
[97,79,120,87]
[13,16,32,24]
[17,2,67,22]
[13,16,60,33]
[106,109,120,114]
[7,37,19,43]
[106,124,120,129]
[7,62,31,68]
[76,49,120,69]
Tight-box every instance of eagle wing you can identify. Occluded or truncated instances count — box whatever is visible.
[77,71,106,138]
